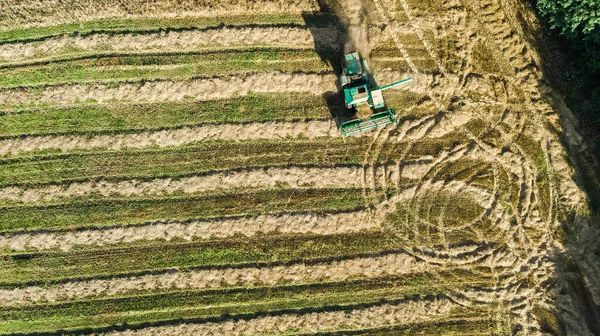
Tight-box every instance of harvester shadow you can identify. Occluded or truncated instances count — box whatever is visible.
[302,1,354,128]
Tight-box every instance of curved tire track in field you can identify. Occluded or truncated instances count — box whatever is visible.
[365,0,566,331]
[0,252,431,305]
[0,210,374,252]
[0,26,341,63]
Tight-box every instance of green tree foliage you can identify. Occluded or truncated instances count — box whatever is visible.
[535,0,600,70]
[537,0,600,41]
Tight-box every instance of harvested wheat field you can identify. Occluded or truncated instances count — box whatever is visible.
[1,0,599,335]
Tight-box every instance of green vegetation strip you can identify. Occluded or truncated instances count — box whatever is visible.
[0,138,366,186]
[0,93,341,137]
[0,14,336,44]
[0,50,328,88]
[0,231,395,287]
[0,281,452,334]
[0,188,365,232]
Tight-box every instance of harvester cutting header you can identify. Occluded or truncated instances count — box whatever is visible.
[338,52,412,136]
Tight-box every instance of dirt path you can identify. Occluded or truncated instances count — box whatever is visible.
[0,120,339,157]
[0,0,320,30]
[0,166,364,204]
[0,252,430,305]
[0,27,340,63]
[0,210,374,252]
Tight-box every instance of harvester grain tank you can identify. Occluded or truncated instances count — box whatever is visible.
[338,52,413,136]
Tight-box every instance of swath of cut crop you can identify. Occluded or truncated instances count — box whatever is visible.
[92,299,455,336]
[0,120,338,157]
[0,73,337,107]
[0,253,431,305]
[0,166,364,204]
[0,27,340,62]
[0,0,320,30]
[0,210,374,252]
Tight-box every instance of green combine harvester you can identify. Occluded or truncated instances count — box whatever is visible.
[338,52,413,136]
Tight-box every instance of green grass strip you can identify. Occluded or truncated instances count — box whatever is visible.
[0,93,342,137]
[0,14,336,44]
[0,138,366,186]
[0,188,365,232]
[0,231,395,286]
[0,50,329,88]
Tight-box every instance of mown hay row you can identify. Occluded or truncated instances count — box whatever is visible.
[0,120,338,157]
[0,166,364,204]
[0,210,374,252]
[0,26,340,62]
[0,253,429,305]
[0,0,321,30]
[92,299,454,336]
[0,72,337,107]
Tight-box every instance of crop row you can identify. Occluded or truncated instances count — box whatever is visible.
[0,101,463,160]
[0,271,495,335]
[0,210,374,253]
[0,49,330,88]
[0,166,366,206]
[0,13,335,44]
[0,231,395,287]
[0,92,338,137]
[0,290,465,335]
[0,25,340,64]
[0,72,337,109]
[0,138,366,186]
[1,253,454,306]
[0,0,323,31]
[0,120,340,158]
[0,187,367,233]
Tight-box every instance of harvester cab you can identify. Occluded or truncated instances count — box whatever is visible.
[338,52,413,136]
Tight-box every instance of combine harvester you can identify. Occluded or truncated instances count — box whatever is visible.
[338,52,412,136]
